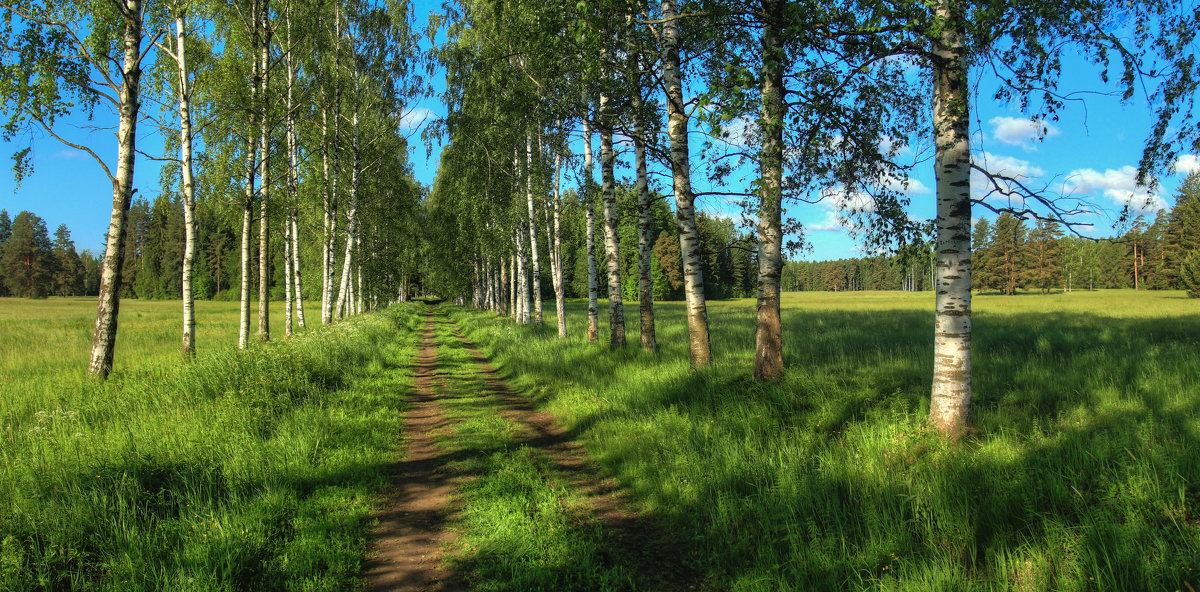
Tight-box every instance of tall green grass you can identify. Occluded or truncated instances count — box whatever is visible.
[450,290,1200,591]
[0,298,422,590]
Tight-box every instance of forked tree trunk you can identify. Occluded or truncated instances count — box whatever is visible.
[599,98,625,348]
[174,14,198,359]
[633,94,655,352]
[583,115,599,342]
[256,0,271,343]
[661,0,711,367]
[526,135,543,326]
[928,0,973,436]
[335,108,360,321]
[754,0,785,380]
[87,0,143,379]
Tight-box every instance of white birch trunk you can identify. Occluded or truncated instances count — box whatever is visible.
[334,108,360,321]
[286,6,305,330]
[87,0,143,379]
[632,94,655,352]
[583,115,599,342]
[661,0,711,367]
[174,15,198,359]
[550,147,566,338]
[257,0,271,343]
[599,95,625,348]
[755,0,784,380]
[526,135,543,326]
[929,0,973,436]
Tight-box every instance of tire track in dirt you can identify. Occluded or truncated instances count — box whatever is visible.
[449,322,701,591]
[363,309,467,592]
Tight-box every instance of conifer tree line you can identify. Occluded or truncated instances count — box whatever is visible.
[0,209,101,298]
[425,0,1199,437]
[0,0,426,378]
[782,172,1200,295]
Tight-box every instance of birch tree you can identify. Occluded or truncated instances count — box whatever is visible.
[0,0,151,379]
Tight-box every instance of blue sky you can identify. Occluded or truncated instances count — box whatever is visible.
[2,2,1195,262]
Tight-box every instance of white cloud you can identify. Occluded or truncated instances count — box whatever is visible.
[400,107,435,130]
[973,151,1044,180]
[884,176,929,196]
[1175,154,1200,175]
[1063,165,1165,213]
[990,116,1060,150]
[52,149,90,161]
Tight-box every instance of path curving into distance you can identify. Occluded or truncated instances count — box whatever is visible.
[364,306,696,591]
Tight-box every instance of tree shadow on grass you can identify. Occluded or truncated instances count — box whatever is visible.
[453,303,1200,590]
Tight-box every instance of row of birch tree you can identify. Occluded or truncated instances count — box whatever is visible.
[0,0,426,378]
[426,0,1198,436]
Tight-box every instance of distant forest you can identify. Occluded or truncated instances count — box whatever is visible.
[6,172,1200,300]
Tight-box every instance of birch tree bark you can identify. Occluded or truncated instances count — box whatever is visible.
[87,0,144,379]
[661,0,711,367]
[633,92,655,352]
[172,14,198,359]
[928,0,973,436]
[334,106,361,321]
[238,131,255,350]
[256,0,272,342]
[550,147,567,338]
[285,4,306,330]
[583,115,600,343]
[599,94,625,348]
[526,134,543,326]
[754,0,784,380]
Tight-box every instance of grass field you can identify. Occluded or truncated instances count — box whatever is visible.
[0,297,422,590]
[451,290,1200,591]
[2,291,1198,590]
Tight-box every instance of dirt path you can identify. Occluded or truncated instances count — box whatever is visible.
[363,310,466,592]
[450,323,699,591]
[364,310,696,591]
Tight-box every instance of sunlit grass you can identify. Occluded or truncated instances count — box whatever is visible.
[0,297,422,590]
[451,289,1200,591]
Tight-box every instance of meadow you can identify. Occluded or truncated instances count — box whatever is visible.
[0,297,422,590]
[2,291,1199,591]
[451,290,1200,591]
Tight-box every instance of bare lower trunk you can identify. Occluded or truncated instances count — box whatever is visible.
[284,210,294,336]
[928,0,973,436]
[508,254,515,318]
[662,0,711,367]
[87,0,143,379]
[515,226,530,324]
[239,128,257,348]
[583,115,599,342]
[286,8,305,330]
[754,0,784,380]
[256,0,271,343]
[526,135,543,326]
[174,15,197,359]
[599,104,625,348]
[335,113,360,321]
[551,148,566,338]
[633,99,655,352]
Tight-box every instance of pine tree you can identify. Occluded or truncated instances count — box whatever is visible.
[972,218,992,291]
[0,209,10,297]
[1025,219,1064,293]
[1,211,53,298]
[52,224,84,296]
[1183,252,1200,298]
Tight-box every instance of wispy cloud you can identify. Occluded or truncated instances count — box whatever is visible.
[400,107,435,131]
[990,116,1060,150]
[1063,165,1165,213]
[1176,154,1200,175]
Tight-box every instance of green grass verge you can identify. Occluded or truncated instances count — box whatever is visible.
[0,303,422,591]
[450,291,1200,591]
[425,313,645,591]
